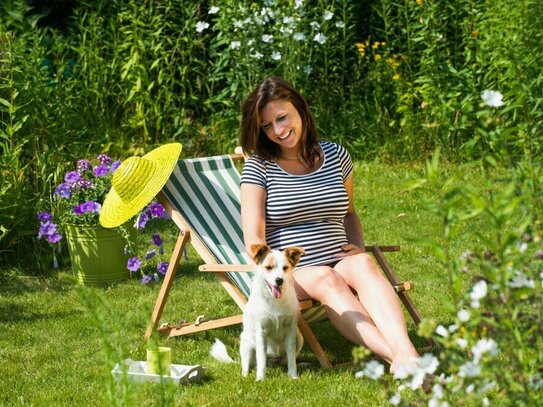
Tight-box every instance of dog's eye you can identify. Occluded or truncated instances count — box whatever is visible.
[265,265,273,271]
[283,266,288,271]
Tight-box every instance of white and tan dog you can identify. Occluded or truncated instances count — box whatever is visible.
[240,244,305,381]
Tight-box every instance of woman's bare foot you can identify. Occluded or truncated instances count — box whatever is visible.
[390,352,419,376]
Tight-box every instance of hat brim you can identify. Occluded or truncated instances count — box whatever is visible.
[99,143,182,228]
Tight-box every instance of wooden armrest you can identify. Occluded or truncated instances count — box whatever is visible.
[365,245,400,252]
[198,264,255,272]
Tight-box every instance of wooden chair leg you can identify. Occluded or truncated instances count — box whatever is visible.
[370,246,424,325]
[298,316,333,369]
[144,230,190,339]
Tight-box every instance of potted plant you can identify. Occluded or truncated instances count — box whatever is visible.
[37,153,173,285]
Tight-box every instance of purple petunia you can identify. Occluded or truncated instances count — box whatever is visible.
[93,164,109,177]
[65,171,81,183]
[97,153,112,165]
[148,202,165,218]
[135,212,149,229]
[111,160,122,173]
[76,179,93,189]
[74,201,101,215]
[38,221,57,239]
[55,183,71,198]
[145,249,157,260]
[157,262,168,275]
[151,233,163,247]
[127,257,141,272]
[140,274,152,284]
[38,212,53,222]
[47,232,62,244]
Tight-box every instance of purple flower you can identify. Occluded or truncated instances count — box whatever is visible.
[72,204,84,215]
[145,249,157,260]
[77,159,92,172]
[148,202,165,218]
[157,262,168,275]
[140,274,152,284]
[127,257,141,272]
[97,153,112,165]
[135,212,149,229]
[111,160,122,173]
[80,201,101,214]
[38,212,52,222]
[65,171,81,183]
[55,183,71,198]
[47,232,62,244]
[93,164,109,177]
[151,233,163,247]
[38,221,57,239]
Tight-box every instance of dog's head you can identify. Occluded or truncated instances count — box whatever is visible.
[250,244,305,299]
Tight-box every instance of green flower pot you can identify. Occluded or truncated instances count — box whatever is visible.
[65,225,130,285]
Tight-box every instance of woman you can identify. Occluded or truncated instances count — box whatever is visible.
[239,76,418,372]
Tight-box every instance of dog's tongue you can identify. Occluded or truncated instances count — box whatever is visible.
[271,285,282,299]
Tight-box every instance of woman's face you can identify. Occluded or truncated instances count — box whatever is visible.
[259,99,303,155]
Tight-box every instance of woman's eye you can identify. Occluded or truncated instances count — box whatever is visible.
[278,115,287,122]
[262,123,271,130]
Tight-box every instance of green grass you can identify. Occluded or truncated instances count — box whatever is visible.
[0,162,494,406]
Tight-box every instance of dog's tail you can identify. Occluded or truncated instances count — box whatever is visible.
[210,338,235,363]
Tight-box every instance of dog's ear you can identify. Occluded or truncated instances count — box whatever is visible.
[251,244,271,265]
[284,247,305,266]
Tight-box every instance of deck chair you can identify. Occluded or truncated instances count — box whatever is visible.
[145,152,426,368]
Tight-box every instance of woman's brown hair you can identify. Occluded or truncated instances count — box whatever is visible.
[240,76,321,169]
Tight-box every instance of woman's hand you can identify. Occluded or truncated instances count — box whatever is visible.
[333,243,366,258]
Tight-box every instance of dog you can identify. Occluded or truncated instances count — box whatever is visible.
[240,244,305,381]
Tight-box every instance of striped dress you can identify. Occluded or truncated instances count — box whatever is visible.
[240,141,354,268]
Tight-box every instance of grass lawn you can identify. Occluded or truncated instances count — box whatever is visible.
[0,161,494,406]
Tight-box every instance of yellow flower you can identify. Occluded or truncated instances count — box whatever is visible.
[372,41,380,49]
[374,54,382,61]
[416,0,423,4]
[392,73,401,80]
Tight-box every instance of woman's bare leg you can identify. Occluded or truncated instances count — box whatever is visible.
[293,265,393,363]
[333,253,418,370]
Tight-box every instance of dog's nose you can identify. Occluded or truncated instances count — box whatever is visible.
[275,277,283,287]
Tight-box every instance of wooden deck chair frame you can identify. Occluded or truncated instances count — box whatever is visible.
[145,151,427,369]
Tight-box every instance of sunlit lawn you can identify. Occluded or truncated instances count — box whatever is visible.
[0,161,494,406]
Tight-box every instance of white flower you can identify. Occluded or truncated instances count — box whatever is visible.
[335,21,345,28]
[429,400,449,407]
[455,338,468,349]
[360,360,385,380]
[459,361,481,378]
[280,26,293,35]
[481,89,504,107]
[233,20,244,29]
[323,11,334,20]
[283,16,295,25]
[435,325,449,337]
[465,383,475,394]
[417,354,439,375]
[303,65,313,74]
[448,323,459,333]
[540,269,543,282]
[509,271,535,288]
[250,51,263,59]
[389,393,401,406]
[519,242,528,252]
[457,309,470,322]
[293,32,306,41]
[470,280,487,308]
[472,338,498,362]
[230,41,241,50]
[295,0,304,9]
[271,51,281,61]
[310,21,320,30]
[261,34,273,43]
[313,33,326,44]
[432,383,444,399]
[195,21,209,33]
[208,6,219,14]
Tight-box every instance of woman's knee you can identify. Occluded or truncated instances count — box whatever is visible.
[301,266,350,297]
[338,253,383,281]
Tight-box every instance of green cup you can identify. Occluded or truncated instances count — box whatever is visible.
[147,346,171,376]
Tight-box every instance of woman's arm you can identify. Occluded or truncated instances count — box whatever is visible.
[335,172,365,257]
[240,183,267,254]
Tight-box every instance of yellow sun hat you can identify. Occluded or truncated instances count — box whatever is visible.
[99,143,182,228]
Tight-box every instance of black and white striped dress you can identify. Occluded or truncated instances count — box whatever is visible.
[240,141,354,268]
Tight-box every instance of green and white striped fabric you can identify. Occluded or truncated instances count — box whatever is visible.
[162,155,326,323]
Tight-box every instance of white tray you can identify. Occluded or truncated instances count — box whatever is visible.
[112,358,206,385]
